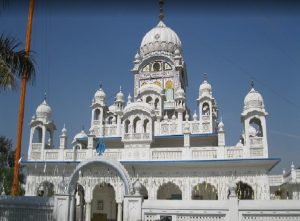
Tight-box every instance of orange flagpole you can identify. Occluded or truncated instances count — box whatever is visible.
[12,0,35,196]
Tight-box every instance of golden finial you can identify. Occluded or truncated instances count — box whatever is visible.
[159,0,164,21]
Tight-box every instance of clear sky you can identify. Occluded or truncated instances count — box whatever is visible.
[0,0,300,174]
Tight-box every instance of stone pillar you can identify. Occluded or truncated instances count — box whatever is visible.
[69,195,76,221]
[178,112,183,134]
[123,195,143,221]
[117,202,123,221]
[117,115,122,136]
[85,201,92,221]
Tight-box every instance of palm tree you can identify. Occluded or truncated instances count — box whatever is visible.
[0,34,35,90]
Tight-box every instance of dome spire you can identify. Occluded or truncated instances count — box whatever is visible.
[251,80,254,89]
[159,0,164,21]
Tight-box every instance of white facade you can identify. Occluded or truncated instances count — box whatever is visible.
[24,12,300,221]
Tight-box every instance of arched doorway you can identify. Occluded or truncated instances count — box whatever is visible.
[75,184,85,221]
[91,183,116,221]
[192,182,218,200]
[236,181,254,200]
[67,156,133,221]
[157,182,182,200]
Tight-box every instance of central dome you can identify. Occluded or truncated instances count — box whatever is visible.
[140,21,182,56]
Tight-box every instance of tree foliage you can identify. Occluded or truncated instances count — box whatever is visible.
[0,136,25,195]
[0,34,35,91]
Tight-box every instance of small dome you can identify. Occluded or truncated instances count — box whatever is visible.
[140,21,182,56]
[116,87,124,102]
[244,88,264,110]
[36,99,52,120]
[199,80,212,96]
[94,87,106,104]
[218,120,224,131]
[175,88,185,99]
[61,125,67,135]
[73,130,87,142]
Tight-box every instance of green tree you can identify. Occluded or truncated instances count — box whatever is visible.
[0,136,25,195]
[0,34,35,90]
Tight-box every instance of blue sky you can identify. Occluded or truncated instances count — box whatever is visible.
[0,1,300,173]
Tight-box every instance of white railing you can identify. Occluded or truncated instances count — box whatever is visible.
[269,175,283,186]
[30,152,41,160]
[152,151,182,160]
[45,151,58,160]
[31,143,42,151]
[202,115,210,121]
[65,151,74,160]
[160,123,178,135]
[103,151,121,160]
[249,137,263,148]
[192,150,217,159]
[250,148,264,157]
[191,122,200,134]
[123,133,151,141]
[104,125,117,136]
[227,148,243,158]
[76,151,86,160]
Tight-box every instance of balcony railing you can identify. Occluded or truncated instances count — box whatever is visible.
[31,143,42,151]
[123,133,151,141]
[249,137,263,148]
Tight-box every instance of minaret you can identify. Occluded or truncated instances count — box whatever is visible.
[91,84,106,136]
[241,81,268,157]
[175,88,186,134]
[115,86,125,136]
[197,74,218,133]
[28,94,56,160]
[59,124,67,149]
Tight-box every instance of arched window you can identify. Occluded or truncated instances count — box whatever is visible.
[45,129,52,149]
[192,182,218,200]
[157,182,182,200]
[249,118,263,137]
[37,181,54,197]
[165,80,174,101]
[143,119,150,133]
[236,181,254,200]
[124,120,130,133]
[146,96,152,105]
[94,109,100,120]
[202,103,210,116]
[75,145,80,150]
[32,126,43,143]
[133,117,141,133]
[106,116,114,124]
[154,98,159,109]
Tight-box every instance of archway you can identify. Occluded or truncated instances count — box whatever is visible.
[75,184,85,221]
[236,181,254,200]
[192,182,218,200]
[92,183,116,221]
[67,156,133,195]
[67,156,133,221]
[157,182,182,200]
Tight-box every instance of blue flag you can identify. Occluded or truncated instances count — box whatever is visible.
[96,139,106,155]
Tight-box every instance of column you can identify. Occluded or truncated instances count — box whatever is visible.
[85,201,92,221]
[117,202,123,221]
[178,112,183,134]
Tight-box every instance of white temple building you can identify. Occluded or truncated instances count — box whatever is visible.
[23,3,300,221]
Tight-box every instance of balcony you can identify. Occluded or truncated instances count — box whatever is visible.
[249,137,263,148]
[123,133,151,141]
